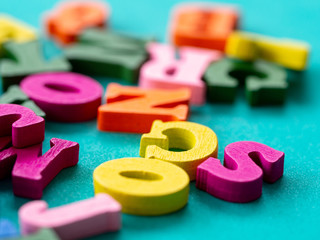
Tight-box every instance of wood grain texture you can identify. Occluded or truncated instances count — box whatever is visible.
[196,141,284,203]
[98,83,190,133]
[0,137,79,199]
[93,157,189,216]
[12,138,79,199]
[140,120,218,180]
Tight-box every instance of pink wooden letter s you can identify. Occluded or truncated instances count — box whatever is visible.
[196,141,284,203]
[139,43,221,105]
[19,194,121,240]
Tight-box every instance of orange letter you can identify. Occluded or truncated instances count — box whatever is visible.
[98,83,190,133]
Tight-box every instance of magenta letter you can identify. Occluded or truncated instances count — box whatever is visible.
[21,72,103,122]
[196,141,284,203]
[0,104,45,148]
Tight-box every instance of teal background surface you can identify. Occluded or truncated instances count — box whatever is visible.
[0,0,319,239]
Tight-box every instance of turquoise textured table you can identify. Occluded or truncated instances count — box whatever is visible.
[0,0,319,239]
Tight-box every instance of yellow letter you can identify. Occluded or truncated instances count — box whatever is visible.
[0,15,37,55]
[93,157,189,216]
[226,31,309,71]
[140,120,218,180]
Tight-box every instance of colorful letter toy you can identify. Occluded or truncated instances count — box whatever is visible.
[0,218,19,238]
[0,14,37,56]
[196,141,284,203]
[0,85,45,118]
[65,28,150,83]
[21,72,103,122]
[170,3,239,51]
[13,138,79,199]
[0,138,79,199]
[226,31,310,71]
[139,42,221,105]
[0,41,70,90]
[140,120,218,180]
[94,158,189,215]
[45,0,109,45]
[19,194,121,239]
[0,104,45,148]
[203,58,288,105]
[98,83,190,133]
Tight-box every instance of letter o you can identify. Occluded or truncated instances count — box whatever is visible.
[20,72,103,122]
[93,157,189,216]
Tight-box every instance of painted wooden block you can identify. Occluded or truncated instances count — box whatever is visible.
[0,218,19,238]
[98,83,190,133]
[13,229,60,240]
[225,31,257,61]
[13,138,79,199]
[196,141,284,203]
[226,31,310,70]
[170,3,239,51]
[0,41,71,90]
[64,28,150,83]
[0,136,15,179]
[0,137,79,199]
[0,104,45,148]
[19,194,121,239]
[94,157,189,216]
[45,1,109,45]
[139,42,221,105]
[140,120,218,180]
[21,72,103,122]
[0,15,37,56]
[203,58,288,105]
[0,85,46,118]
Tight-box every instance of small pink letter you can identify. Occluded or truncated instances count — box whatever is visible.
[139,43,221,105]
[19,194,122,239]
